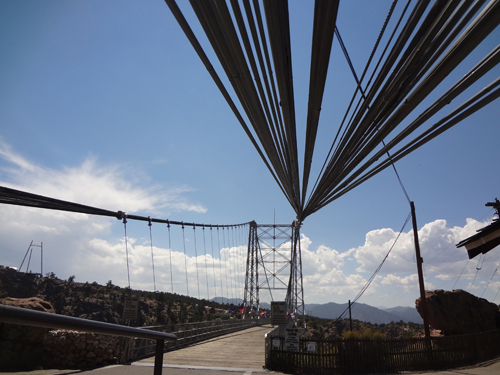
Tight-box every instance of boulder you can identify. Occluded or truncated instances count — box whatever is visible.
[0,296,55,313]
[415,289,500,335]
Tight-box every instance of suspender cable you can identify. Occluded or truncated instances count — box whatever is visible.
[202,226,210,300]
[210,227,217,300]
[217,227,224,302]
[229,227,235,304]
[123,217,131,289]
[222,227,230,303]
[167,221,173,294]
[232,226,240,302]
[228,226,235,304]
[233,226,242,303]
[182,223,189,296]
[148,217,157,292]
[193,225,200,300]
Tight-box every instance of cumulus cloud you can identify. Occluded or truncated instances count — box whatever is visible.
[380,273,435,293]
[0,139,207,214]
[352,218,488,275]
[300,235,369,300]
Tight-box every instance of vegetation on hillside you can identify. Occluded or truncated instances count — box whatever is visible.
[0,266,241,326]
[303,311,424,340]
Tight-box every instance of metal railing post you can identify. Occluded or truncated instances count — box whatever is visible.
[154,339,164,375]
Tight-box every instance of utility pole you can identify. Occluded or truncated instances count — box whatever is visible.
[485,198,500,219]
[411,202,430,338]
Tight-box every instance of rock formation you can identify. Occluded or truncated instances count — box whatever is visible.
[415,289,500,335]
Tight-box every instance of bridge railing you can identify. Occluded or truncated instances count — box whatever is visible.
[127,317,271,361]
[0,304,176,375]
[264,328,500,374]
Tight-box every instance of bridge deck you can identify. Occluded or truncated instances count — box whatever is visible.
[138,324,273,371]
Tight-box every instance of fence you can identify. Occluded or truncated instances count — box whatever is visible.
[126,317,271,361]
[265,328,500,374]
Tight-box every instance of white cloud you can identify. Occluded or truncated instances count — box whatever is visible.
[0,138,207,215]
[352,218,489,275]
[300,234,369,300]
[380,273,435,293]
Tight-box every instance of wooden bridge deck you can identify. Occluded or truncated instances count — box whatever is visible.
[138,324,273,371]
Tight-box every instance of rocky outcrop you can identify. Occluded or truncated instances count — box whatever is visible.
[0,297,55,370]
[415,289,500,335]
[0,296,55,313]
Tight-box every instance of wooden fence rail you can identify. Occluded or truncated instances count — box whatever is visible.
[265,329,500,374]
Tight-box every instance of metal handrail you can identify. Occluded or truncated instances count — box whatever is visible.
[0,305,176,375]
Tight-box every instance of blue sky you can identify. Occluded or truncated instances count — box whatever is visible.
[1,1,499,310]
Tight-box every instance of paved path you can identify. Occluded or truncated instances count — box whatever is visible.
[137,324,272,371]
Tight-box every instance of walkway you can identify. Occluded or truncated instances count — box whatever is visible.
[137,324,272,371]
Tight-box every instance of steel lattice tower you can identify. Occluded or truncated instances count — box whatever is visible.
[243,221,304,325]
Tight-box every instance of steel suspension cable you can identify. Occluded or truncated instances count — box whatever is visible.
[217,227,224,301]
[187,0,300,213]
[148,217,157,292]
[202,226,210,300]
[301,0,340,205]
[167,221,173,294]
[123,217,131,289]
[182,223,189,296]
[331,19,413,205]
[304,0,418,217]
[228,226,235,304]
[323,80,500,208]
[305,0,408,212]
[210,227,217,299]
[163,0,500,224]
[222,227,230,303]
[165,0,295,209]
[193,225,200,300]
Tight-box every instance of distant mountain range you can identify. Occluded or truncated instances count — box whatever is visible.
[305,302,423,324]
[211,297,271,309]
[212,297,422,324]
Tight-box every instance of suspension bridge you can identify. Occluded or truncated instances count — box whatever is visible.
[1,0,500,373]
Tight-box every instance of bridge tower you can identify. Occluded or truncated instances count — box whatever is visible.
[243,221,304,325]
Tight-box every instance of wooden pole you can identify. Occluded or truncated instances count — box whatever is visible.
[411,202,430,338]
